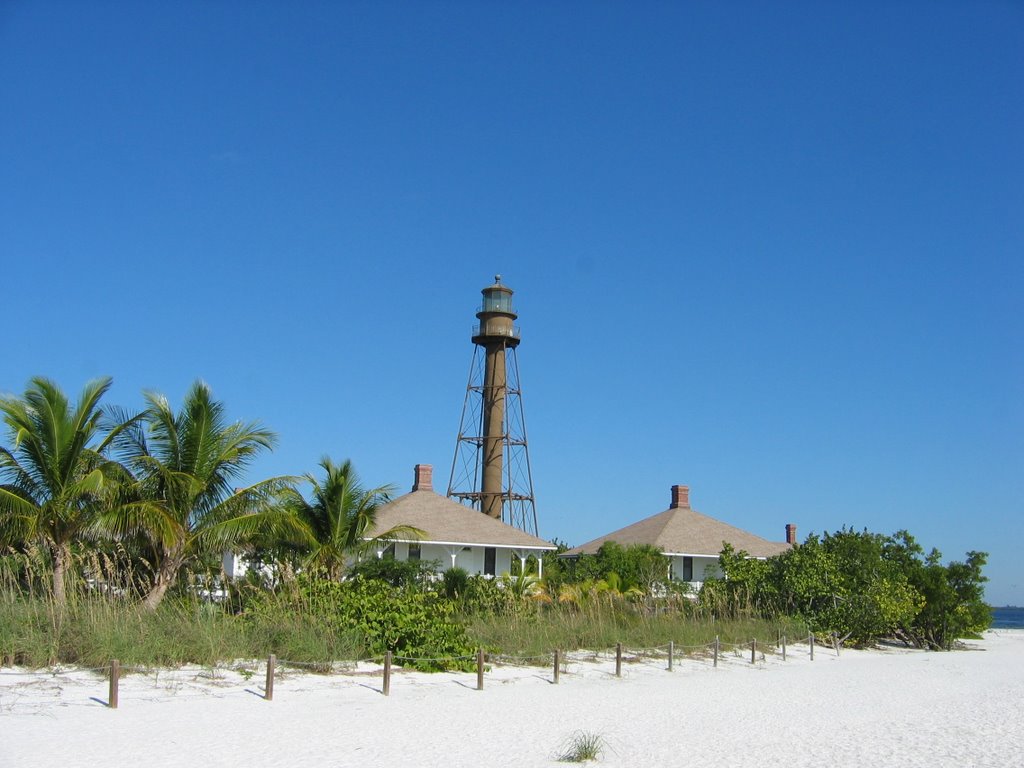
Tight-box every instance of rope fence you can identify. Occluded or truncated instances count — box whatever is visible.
[0,631,847,711]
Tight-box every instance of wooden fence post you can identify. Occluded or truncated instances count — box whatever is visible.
[833,632,841,657]
[476,648,484,690]
[750,639,756,664]
[713,636,719,668]
[108,659,119,709]
[667,641,674,672]
[265,654,275,701]
[782,635,787,661]
[615,643,622,677]
[809,633,815,661]
[553,649,560,684]
[383,650,391,696]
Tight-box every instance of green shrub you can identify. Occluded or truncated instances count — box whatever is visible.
[245,575,474,671]
[348,557,440,588]
[705,529,989,648]
[442,567,470,599]
[458,574,532,616]
[561,542,668,593]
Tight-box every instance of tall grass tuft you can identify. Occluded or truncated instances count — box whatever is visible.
[557,731,605,763]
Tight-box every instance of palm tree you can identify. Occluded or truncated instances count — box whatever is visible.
[0,377,133,605]
[103,381,298,610]
[498,571,541,599]
[288,457,422,580]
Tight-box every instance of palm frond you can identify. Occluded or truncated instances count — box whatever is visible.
[0,486,38,543]
[91,500,183,549]
[192,507,308,552]
[0,446,42,500]
[97,405,145,456]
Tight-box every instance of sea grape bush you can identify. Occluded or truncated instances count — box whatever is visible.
[244,572,475,671]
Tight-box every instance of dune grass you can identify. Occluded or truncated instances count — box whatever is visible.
[466,603,807,658]
[1,588,803,670]
[1,553,804,670]
[0,592,363,669]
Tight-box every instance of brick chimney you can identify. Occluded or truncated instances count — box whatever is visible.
[785,523,797,545]
[670,484,690,509]
[413,464,433,492]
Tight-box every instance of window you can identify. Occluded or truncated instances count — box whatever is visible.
[682,556,693,581]
[382,543,396,560]
[408,544,421,562]
[484,547,497,576]
[482,290,512,313]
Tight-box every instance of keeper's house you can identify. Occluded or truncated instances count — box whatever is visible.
[362,464,556,577]
[559,484,795,589]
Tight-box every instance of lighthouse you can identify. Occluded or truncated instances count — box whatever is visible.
[447,276,538,536]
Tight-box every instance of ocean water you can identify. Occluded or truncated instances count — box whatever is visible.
[991,606,1024,629]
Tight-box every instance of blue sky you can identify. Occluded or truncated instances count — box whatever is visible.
[2,2,1021,604]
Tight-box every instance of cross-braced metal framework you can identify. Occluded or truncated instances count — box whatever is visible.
[447,342,538,536]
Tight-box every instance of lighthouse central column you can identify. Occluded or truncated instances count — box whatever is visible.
[481,342,506,519]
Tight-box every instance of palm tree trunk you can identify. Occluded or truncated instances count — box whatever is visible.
[142,548,184,611]
[51,543,69,607]
[278,559,296,585]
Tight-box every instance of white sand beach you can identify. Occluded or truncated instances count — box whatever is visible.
[2,630,1021,768]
